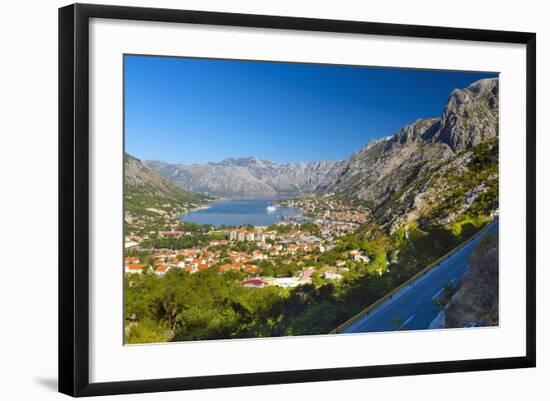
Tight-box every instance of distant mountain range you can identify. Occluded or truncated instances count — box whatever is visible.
[145,156,345,197]
[134,78,499,230]
[146,79,498,190]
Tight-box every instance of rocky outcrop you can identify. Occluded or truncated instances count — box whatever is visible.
[431,78,499,151]
[444,232,499,328]
[325,121,454,207]
[429,232,499,329]
[327,78,498,205]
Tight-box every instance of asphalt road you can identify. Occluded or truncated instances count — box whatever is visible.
[340,220,499,334]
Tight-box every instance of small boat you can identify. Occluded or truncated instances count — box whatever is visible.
[266,205,277,212]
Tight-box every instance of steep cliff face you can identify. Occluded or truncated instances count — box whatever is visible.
[326,78,499,230]
[432,78,499,151]
[328,78,498,201]
[325,118,453,207]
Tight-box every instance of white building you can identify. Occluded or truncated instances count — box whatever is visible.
[323,271,343,280]
[274,277,300,288]
[124,241,139,250]
[154,265,171,276]
[349,250,370,263]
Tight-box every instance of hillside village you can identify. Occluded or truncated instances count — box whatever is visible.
[125,200,375,291]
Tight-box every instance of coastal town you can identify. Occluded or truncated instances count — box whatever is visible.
[275,194,370,235]
[124,195,376,290]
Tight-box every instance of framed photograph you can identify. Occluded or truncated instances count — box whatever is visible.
[59,3,536,397]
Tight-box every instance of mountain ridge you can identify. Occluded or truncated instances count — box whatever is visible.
[144,78,499,222]
[326,78,498,205]
[145,156,346,197]
[124,153,210,224]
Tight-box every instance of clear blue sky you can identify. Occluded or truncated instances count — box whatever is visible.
[124,55,497,164]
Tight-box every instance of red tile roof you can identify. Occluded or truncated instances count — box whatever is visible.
[127,264,147,271]
[241,278,266,287]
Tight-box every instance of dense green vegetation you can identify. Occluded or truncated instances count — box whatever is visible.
[138,222,227,250]
[430,138,498,224]
[125,186,204,217]
[124,138,499,343]
[125,218,489,343]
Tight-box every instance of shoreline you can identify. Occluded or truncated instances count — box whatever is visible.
[179,195,306,227]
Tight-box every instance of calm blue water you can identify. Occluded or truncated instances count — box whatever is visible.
[180,196,302,227]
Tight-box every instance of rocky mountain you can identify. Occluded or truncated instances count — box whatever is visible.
[145,156,345,197]
[432,77,499,151]
[328,78,498,199]
[124,153,209,221]
[326,78,499,230]
[145,78,499,230]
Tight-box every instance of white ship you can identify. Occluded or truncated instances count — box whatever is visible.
[266,205,277,212]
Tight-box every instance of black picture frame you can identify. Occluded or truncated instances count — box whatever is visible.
[59,3,536,397]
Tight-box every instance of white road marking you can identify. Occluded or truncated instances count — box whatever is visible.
[431,288,444,300]
[450,277,457,284]
[401,315,415,328]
